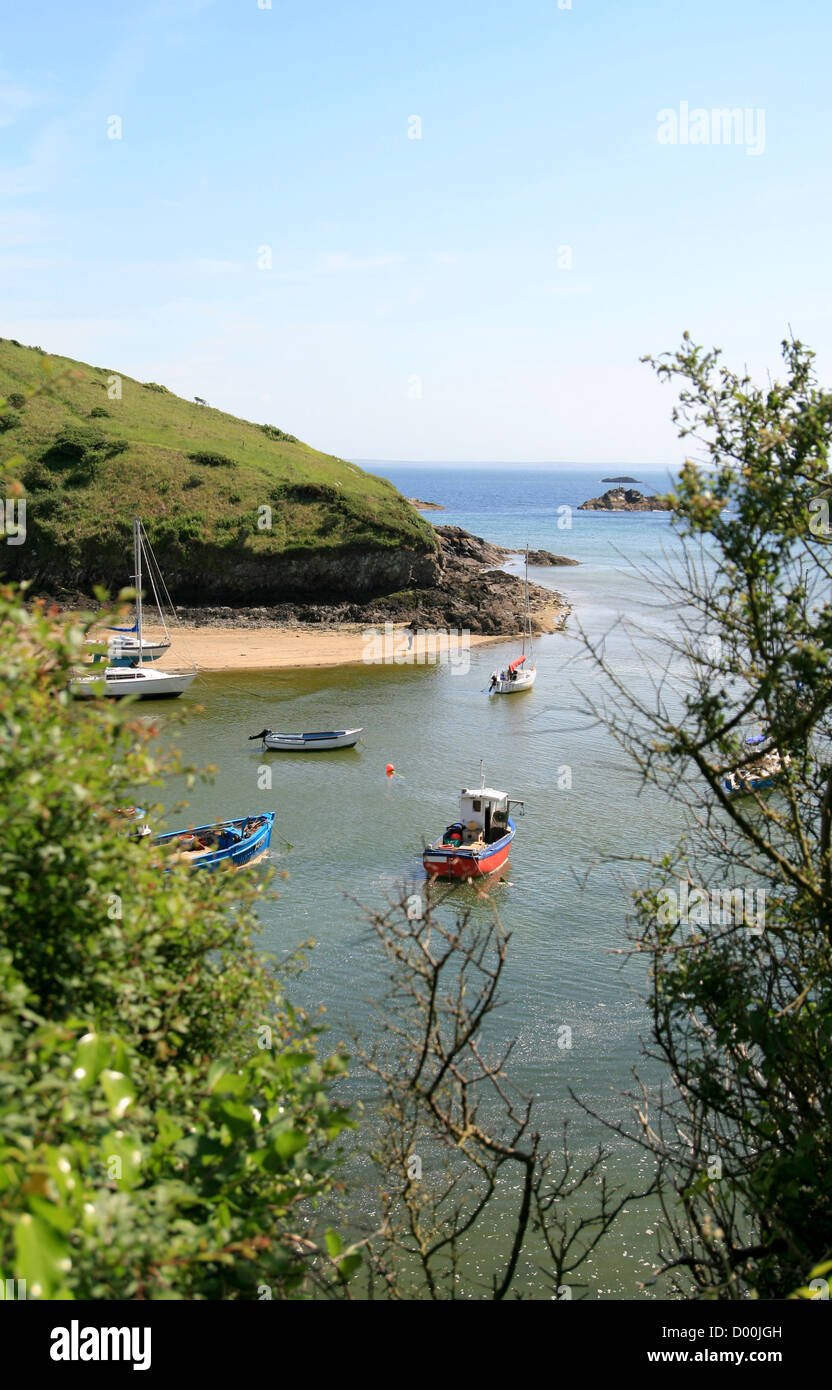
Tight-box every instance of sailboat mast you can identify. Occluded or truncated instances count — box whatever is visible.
[522,545,531,657]
[134,517,143,668]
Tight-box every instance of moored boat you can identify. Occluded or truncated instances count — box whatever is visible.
[86,627,171,665]
[72,666,196,699]
[70,517,196,699]
[152,813,275,870]
[719,735,791,797]
[250,727,362,751]
[422,773,522,879]
[489,546,536,694]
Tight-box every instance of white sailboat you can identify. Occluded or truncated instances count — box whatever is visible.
[489,546,537,694]
[71,519,197,700]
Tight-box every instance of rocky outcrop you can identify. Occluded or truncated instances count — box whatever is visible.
[436,528,579,569]
[600,475,640,483]
[579,487,672,512]
[509,547,580,567]
[96,525,571,638]
[408,497,444,510]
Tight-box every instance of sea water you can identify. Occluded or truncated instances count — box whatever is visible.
[157,463,687,1297]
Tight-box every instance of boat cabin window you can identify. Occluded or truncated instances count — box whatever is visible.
[472,799,481,812]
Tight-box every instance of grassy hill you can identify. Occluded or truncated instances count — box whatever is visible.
[0,339,436,602]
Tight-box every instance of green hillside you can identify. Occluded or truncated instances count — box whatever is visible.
[0,339,436,601]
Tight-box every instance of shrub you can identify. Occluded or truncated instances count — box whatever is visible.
[188,450,236,468]
[261,424,298,443]
[142,382,169,393]
[41,426,127,471]
[88,406,109,418]
[0,411,21,431]
[0,591,352,1299]
[6,392,26,410]
[20,461,53,491]
[183,473,204,490]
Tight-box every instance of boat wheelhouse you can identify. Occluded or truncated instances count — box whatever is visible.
[423,777,522,879]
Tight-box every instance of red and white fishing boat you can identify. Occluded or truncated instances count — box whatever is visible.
[422,770,523,879]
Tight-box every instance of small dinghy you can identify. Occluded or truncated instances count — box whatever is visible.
[422,768,523,880]
[250,728,362,751]
[151,813,275,870]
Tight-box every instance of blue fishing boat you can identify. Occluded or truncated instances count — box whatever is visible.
[720,735,790,797]
[152,813,274,870]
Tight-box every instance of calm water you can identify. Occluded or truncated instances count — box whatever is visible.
[152,464,686,1297]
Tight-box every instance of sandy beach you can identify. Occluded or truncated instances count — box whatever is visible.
[88,621,512,673]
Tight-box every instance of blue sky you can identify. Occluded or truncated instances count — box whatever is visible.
[2,0,831,463]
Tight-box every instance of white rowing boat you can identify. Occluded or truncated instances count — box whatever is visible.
[250,727,363,751]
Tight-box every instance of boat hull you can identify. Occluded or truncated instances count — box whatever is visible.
[490,668,536,694]
[71,668,197,699]
[423,819,515,879]
[154,814,275,871]
[262,728,362,751]
[721,773,782,797]
[88,638,171,665]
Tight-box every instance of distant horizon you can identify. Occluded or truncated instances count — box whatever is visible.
[352,459,675,471]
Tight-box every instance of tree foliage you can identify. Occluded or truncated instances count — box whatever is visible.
[0,590,354,1298]
[580,335,832,1297]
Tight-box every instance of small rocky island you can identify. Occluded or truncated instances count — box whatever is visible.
[600,475,640,484]
[579,486,672,512]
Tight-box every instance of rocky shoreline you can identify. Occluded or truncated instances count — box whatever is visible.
[61,525,574,638]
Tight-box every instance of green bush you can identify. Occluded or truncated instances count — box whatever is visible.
[20,461,54,492]
[183,473,204,490]
[0,411,21,432]
[88,406,109,419]
[6,392,26,410]
[0,590,353,1299]
[41,426,128,472]
[142,382,169,393]
[260,424,299,444]
[188,450,236,468]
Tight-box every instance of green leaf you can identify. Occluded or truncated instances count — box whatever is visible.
[14,1212,70,1298]
[324,1228,342,1257]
